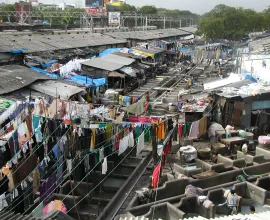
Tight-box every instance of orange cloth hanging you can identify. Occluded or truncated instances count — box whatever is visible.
[157,121,165,139]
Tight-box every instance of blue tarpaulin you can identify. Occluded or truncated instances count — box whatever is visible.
[8,48,27,54]
[67,75,107,87]
[30,66,106,87]
[99,48,133,57]
[41,60,58,69]
[30,66,59,79]
[245,73,257,82]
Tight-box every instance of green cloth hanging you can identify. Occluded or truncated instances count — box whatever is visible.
[94,151,100,165]
[106,124,111,139]
[135,126,141,140]
[144,126,150,142]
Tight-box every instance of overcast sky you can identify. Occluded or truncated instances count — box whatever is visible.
[127,0,269,14]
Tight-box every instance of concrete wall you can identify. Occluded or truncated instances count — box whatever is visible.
[234,182,267,205]
[256,147,270,159]
[127,162,270,216]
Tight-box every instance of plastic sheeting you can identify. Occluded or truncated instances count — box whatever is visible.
[41,60,58,69]
[67,75,106,87]
[30,66,59,79]
[99,48,133,57]
[7,48,27,54]
[30,67,106,87]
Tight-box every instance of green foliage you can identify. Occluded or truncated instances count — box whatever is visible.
[118,3,136,12]
[138,5,157,14]
[0,4,15,12]
[198,4,269,40]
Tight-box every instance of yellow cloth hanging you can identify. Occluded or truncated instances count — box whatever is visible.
[90,129,96,149]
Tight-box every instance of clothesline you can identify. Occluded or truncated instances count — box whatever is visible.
[12,122,142,212]
[65,126,152,215]
[0,120,67,195]
[29,125,151,216]
[10,124,124,212]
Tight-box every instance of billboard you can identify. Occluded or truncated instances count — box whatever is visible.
[85,0,103,8]
[108,12,120,25]
[84,8,106,15]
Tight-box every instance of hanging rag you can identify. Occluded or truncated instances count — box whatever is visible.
[152,162,161,189]
[118,136,129,156]
[136,131,145,156]
[102,157,108,175]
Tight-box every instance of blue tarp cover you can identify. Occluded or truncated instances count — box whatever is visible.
[8,48,27,54]
[30,66,106,87]
[99,48,133,57]
[30,66,59,79]
[67,75,107,87]
[41,60,58,69]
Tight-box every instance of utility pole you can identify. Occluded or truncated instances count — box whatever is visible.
[163,15,166,29]
[179,20,182,28]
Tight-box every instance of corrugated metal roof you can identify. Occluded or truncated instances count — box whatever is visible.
[0,65,51,95]
[0,33,127,53]
[179,26,198,34]
[29,80,84,100]
[105,28,191,40]
[82,54,135,71]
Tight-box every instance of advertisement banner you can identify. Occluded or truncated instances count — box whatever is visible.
[85,0,103,7]
[108,12,120,25]
[84,8,106,15]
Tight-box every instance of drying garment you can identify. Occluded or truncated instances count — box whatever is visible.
[199,117,207,137]
[66,159,72,174]
[128,132,135,147]
[124,98,146,115]
[39,173,56,202]
[136,131,145,156]
[0,193,8,211]
[118,136,129,156]
[189,120,200,139]
[52,144,60,160]
[157,122,165,140]
[99,148,104,161]
[152,162,161,189]
[102,157,108,175]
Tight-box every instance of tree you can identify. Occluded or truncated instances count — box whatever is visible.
[198,4,268,40]
[118,3,136,12]
[138,5,157,14]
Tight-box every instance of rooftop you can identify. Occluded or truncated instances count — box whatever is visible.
[104,28,192,40]
[0,65,51,95]
[81,54,135,71]
[0,33,127,53]
[29,80,85,100]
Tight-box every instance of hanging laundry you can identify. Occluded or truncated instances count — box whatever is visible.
[157,144,163,157]
[128,131,135,147]
[157,121,165,140]
[152,162,161,189]
[136,131,145,156]
[189,121,200,138]
[124,97,146,115]
[178,124,183,137]
[99,148,104,161]
[118,135,129,156]
[199,117,207,137]
[102,157,108,175]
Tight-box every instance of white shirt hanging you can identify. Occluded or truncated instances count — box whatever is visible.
[118,136,129,156]
[136,131,145,156]
[102,157,108,175]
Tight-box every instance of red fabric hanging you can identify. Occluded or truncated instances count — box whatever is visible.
[152,162,161,189]
[178,124,183,136]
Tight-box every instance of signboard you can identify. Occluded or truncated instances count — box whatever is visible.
[84,8,106,15]
[108,12,120,25]
[85,0,103,8]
